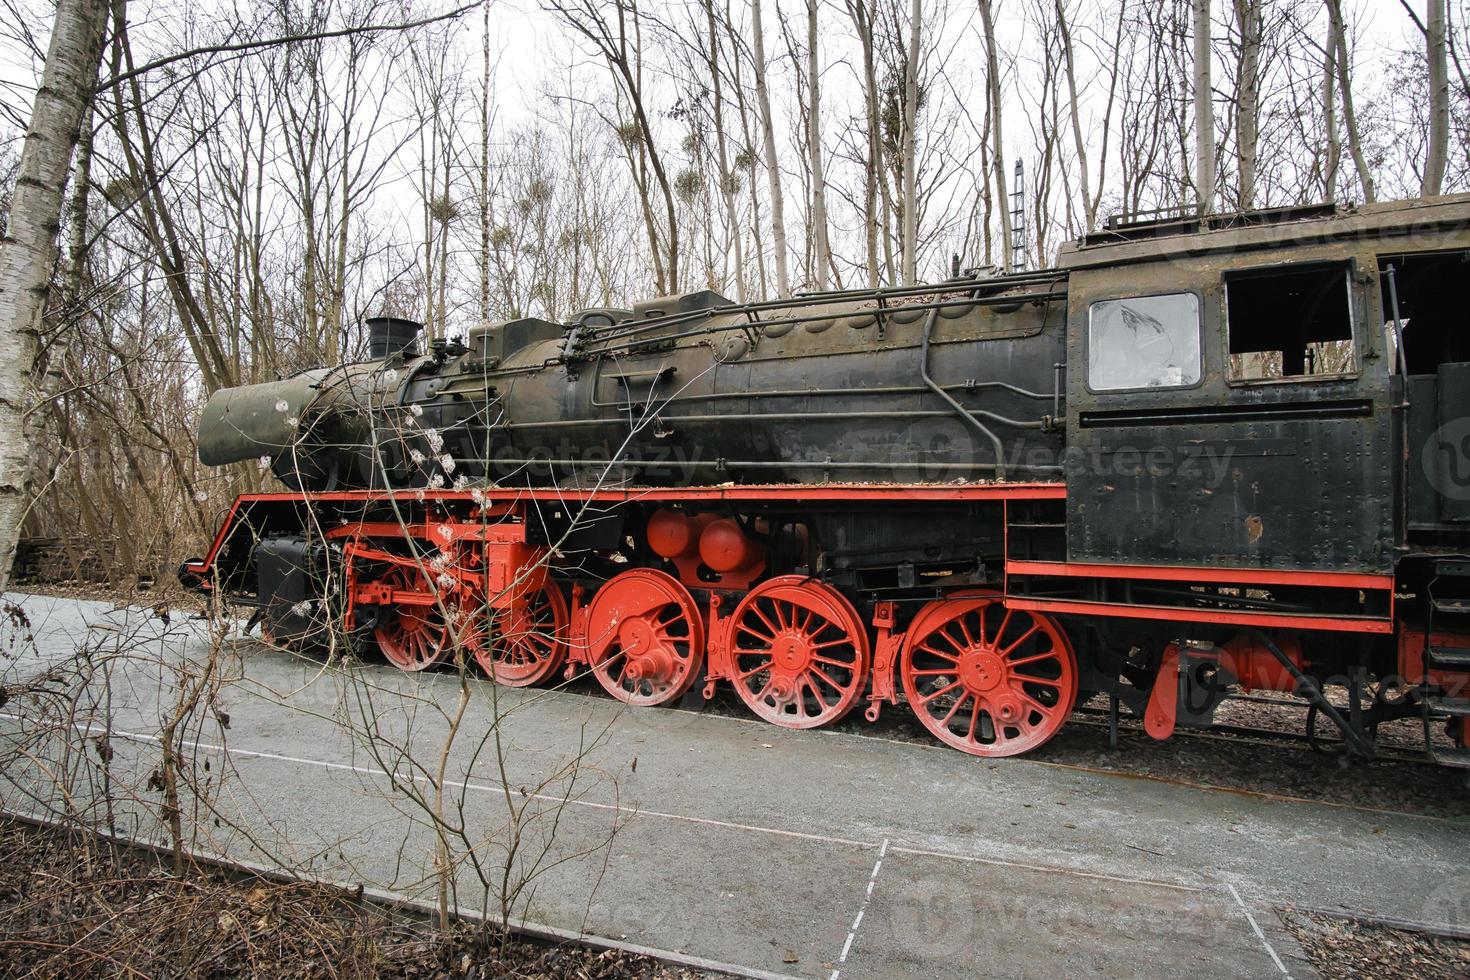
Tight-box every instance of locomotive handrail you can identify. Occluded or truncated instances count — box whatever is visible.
[578,288,1070,358]
[590,378,1058,412]
[472,456,1065,475]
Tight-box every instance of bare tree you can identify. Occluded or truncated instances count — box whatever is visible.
[1232,0,1263,208]
[0,0,109,589]
[806,0,833,289]
[1426,0,1450,194]
[901,0,922,282]
[1325,0,1375,202]
[979,0,1011,268]
[1193,0,1216,212]
[750,0,791,296]
[546,0,682,294]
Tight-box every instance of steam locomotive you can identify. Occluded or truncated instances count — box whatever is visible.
[182,195,1470,762]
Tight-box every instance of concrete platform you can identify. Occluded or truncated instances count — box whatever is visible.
[4,592,1467,978]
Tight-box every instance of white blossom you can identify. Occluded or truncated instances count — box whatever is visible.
[469,488,485,505]
[285,416,299,427]
[290,600,312,617]
[409,404,424,417]
[257,455,272,471]
[382,368,399,385]
[453,474,470,490]
[436,573,457,590]
[424,428,444,453]
[409,448,426,465]
[193,490,208,502]
[436,524,453,540]
[439,453,456,474]
[427,472,446,489]
[274,399,289,413]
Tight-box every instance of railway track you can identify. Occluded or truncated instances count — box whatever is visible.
[1066,705,1445,767]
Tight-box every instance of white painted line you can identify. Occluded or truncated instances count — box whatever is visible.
[1227,883,1293,978]
[0,712,1265,903]
[830,837,889,979]
[0,713,876,851]
[890,843,1203,893]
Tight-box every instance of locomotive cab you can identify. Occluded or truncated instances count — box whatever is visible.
[1023,196,1470,762]
[1058,201,1401,574]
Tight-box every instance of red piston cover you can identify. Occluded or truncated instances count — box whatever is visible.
[647,509,708,559]
[698,518,764,573]
[1220,635,1306,692]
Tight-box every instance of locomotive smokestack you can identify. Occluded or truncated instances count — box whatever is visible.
[366,316,423,360]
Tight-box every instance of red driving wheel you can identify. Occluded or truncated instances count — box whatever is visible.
[899,596,1077,756]
[727,576,870,728]
[584,569,705,706]
[463,581,569,687]
[373,564,451,671]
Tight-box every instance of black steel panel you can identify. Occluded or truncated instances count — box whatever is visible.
[1437,362,1470,521]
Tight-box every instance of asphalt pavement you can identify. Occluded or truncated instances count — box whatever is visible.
[4,591,1468,979]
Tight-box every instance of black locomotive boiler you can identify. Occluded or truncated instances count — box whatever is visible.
[182,195,1470,762]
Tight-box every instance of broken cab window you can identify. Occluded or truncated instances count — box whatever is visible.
[1378,251,1470,374]
[1087,292,1201,391]
[1226,263,1355,382]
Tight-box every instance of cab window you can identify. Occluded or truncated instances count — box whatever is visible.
[1225,262,1355,381]
[1087,292,1201,391]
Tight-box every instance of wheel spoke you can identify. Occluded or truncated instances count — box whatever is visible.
[964,697,981,742]
[938,692,971,728]
[1000,624,1042,658]
[738,620,777,644]
[800,674,832,713]
[808,664,847,696]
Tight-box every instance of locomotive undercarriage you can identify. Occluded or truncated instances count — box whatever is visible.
[182,486,1470,762]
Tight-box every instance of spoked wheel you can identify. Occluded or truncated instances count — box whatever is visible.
[373,564,451,671]
[727,576,870,729]
[900,596,1077,756]
[585,569,705,706]
[463,581,570,687]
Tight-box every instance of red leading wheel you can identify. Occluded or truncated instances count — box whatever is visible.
[727,576,870,729]
[463,581,569,687]
[899,596,1077,757]
[373,564,451,671]
[584,569,705,706]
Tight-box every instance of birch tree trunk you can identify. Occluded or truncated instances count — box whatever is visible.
[0,0,110,589]
[805,0,832,290]
[751,0,791,297]
[1233,0,1261,209]
[1426,0,1449,195]
[480,0,492,320]
[1055,0,1092,230]
[705,1,747,302]
[901,0,922,283]
[1321,15,1340,200]
[1192,0,1216,213]
[1325,0,1375,203]
[979,0,1011,269]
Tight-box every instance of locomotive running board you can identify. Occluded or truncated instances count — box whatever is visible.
[1004,560,1394,634]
